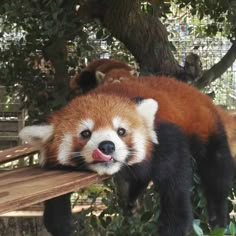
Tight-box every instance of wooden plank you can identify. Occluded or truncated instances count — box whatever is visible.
[0,166,109,215]
[0,144,38,164]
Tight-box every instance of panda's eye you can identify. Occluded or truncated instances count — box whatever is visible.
[117,128,126,137]
[80,130,91,139]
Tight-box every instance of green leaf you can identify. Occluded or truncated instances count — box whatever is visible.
[197,197,206,208]
[229,221,236,235]
[96,29,104,39]
[209,228,225,236]
[193,220,203,236]
[141,211,153,223]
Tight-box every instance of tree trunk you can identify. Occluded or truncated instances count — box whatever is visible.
[102,0,180,75]
[0,217,50,236]
[43,38,70,106]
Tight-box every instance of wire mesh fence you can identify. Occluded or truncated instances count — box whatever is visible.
[167,17,236,108]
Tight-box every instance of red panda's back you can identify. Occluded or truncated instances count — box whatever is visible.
[91,77,219,142]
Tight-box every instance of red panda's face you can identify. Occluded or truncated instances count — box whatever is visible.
[19,94,158,175]
[96,69,138,86]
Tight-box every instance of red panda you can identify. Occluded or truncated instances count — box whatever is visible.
[69,58,136,95]
[20,77,234,236]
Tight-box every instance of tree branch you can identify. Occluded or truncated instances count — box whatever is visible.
[194,41,236,89]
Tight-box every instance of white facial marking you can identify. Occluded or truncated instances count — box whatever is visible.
[96,71,105,84]
[130,70,139,76]
[113,80,121,83]
[131,130,147,164]
[89,162,123,175]
[77,119,94,133]
[57,134,73,165]
[19,125,54,147]
[150,130,158,144]
[112,116,129,131]
[81,128,129,175]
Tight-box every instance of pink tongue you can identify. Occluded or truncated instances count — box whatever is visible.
[92,149,112,162]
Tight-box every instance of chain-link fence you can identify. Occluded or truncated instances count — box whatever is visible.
[168,18,236,108]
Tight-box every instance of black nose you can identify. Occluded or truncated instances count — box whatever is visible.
[98,141,115,155]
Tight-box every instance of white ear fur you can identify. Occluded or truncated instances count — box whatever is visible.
[19,125,54,147]
[95,71,106,84]
[129,70,139,77]
[136,99,158,144]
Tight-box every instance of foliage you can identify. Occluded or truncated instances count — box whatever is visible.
[173,0,236,40]
[73,172,236,236]
[141,0,235,40]
[73,179,160,236]
[0,0,137,122]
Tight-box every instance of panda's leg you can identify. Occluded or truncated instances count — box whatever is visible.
[152,122,193,236]
[196,133,234,228]
[115,163,151,214]
[125,176,149,213]
[43,193,74,236]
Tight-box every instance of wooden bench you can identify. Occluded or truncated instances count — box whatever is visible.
[0,144,109,215]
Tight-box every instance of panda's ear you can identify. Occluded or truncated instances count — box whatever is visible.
[19,125,54,147]
[95,71,105,84]
[136,98,158,126]
[129,70,139,77]
[136,99,158,144]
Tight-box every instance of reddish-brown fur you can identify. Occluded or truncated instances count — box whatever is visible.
[102,69,137,84]
[101,69,236,162]
[45,94,152,165]
[90,77,219,142]
[92,59,132,73]
[70,59,132,94]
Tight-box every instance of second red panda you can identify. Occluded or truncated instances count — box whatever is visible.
[70,58,136,95]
